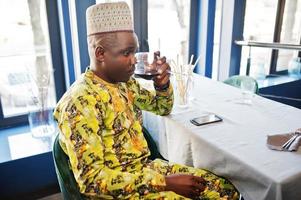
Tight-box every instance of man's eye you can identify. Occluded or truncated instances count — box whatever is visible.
[123,51,130,56]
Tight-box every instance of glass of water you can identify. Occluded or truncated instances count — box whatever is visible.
[240,79,256,105]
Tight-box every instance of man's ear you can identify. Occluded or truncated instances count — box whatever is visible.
[95,45,105,62]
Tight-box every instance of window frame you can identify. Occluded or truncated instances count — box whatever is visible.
[269,0,301,74]
[0,0,66,129]
[133,0,149,52]
[270,0,286,74]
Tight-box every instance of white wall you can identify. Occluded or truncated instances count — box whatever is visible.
[217,0,235,81]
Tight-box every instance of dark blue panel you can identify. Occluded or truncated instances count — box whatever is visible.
[46,0,67,101]
[259,79,301,109]
[0,112,27,129]
[189,0,201,74]
[75,0,96,73]
[133,0,149,52]
[204,0,216,78]
[58,0,76,85]
[0,152,59,199]
[229,0,246,76]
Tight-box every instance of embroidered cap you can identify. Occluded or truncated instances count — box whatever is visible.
[86,2,133,36]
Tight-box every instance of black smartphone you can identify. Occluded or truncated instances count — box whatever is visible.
[190,114,223,126]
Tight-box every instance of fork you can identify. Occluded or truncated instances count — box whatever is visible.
[282,131,301,150]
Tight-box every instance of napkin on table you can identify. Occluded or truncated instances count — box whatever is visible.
[267,129,301,152]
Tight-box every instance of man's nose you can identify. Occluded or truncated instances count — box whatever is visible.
[131,55,137,65]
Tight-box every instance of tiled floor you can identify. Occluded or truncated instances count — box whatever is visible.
[38,193,63,200]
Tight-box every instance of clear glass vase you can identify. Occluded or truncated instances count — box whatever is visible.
[27,86,55,138]
[28,108,55,138]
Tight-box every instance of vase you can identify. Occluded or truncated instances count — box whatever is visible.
[27,85,56,138]
[28,108,55,138]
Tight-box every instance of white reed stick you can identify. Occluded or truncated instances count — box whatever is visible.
[176,54,179,69]
[192,55,201,71]
[189,54,194,66]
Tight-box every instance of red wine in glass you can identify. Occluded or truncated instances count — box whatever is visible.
[134,70,160,80]
[134,52,159,80]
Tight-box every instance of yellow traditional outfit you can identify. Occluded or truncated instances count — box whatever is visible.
[53,69,238,199]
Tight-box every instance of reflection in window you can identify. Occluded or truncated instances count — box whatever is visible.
[0,0,56,118]
[240,0,277,75]
[148,0,191,64]
[277,0,301,71]
[241,0,301,75]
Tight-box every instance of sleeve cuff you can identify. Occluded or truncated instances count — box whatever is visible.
[154,81,170,92]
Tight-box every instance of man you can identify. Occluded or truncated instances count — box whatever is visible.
[54,2,239,199]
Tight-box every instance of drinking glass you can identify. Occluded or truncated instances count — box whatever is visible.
[173,73,190,107]
[288,58,301,77]
[134,52,159,80]
[240,79,256,104]
[28,108,56,138]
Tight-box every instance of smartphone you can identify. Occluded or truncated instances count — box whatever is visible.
[190,114,223,126]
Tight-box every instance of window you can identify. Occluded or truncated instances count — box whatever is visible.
[148,0,191,64]
[276,0,301,71]
[0,0,65,128]
[96,0,133,12]
[240,0,301,76]
[240,0,277,76]
[95,0,191,66]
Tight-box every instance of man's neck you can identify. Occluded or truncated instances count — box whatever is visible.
[90,65,117,84]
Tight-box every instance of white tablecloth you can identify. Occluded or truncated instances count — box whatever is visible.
[142,74,301,200]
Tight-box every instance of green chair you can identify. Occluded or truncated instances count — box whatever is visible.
[223,75,259,94]
[52,127,166,200]
[53,135,85,200]
[142,126,166,161]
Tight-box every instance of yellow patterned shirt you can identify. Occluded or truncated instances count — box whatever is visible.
[53,69,173,199]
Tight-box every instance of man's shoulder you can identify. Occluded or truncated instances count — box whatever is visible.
[57,74,112,106]
[126,77,140,89]
[66,77,90,97]
[55,77,90,107]
[54,80,94,118]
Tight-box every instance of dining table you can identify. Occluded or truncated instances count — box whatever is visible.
[141,74,301,200]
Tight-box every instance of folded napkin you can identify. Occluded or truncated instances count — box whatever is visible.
[267,129,301,152]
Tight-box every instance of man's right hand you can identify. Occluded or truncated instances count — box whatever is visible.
[165,174,207,198]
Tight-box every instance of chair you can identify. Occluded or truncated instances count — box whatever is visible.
[223,75,259,94]
[142,126,167,161]
[53,135,85,200]
[52,127,166,199]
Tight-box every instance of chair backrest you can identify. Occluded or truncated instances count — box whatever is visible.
[142,126,167,161]
[52,127,165,199]
[52,135,85,200]
[223,75,259,94]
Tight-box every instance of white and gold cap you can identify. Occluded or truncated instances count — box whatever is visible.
[86,2,133,36]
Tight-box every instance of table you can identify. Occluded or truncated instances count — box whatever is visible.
[142,74,301,200]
